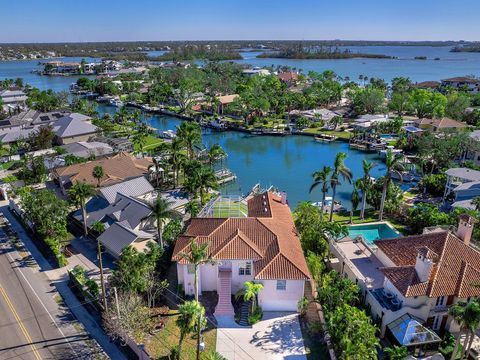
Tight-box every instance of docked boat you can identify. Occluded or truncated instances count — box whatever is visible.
[210,120,227,131]
[215,169,237,185]
[312,197,344,214]
[251,130,263,135]
[159,130,176,139]
[314,133,337,142]
[379,147,403,159]
[109,98,124,107]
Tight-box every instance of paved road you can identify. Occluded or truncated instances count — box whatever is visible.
[0,221,104,359]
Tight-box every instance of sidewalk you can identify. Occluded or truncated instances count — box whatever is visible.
[0,204,127,360]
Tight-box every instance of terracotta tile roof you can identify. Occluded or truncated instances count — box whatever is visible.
[54,152,152,187]
[172,192,310,280]
[277,72,299,82]
[415,117,467,129]
[375,231,480,297]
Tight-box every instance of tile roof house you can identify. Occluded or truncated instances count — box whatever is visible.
[172,192,310,314]
[277,71,299,86]
[441,77,480,94]
[443,168,480,208]
[60,141,113,159]
[414,118,467,132]
[53,152,152,193]
[329,215,479,339]
[51,113,98,145]
[0,89,27,111]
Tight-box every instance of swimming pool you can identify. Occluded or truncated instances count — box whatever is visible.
[347,222,400,245]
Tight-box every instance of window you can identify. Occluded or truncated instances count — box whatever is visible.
[238,261,252,276]
[276,280,287,291]
[187,265,195,274]
[432,316,440,330]
[435,296,445,307]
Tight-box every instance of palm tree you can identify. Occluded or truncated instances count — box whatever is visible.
[449,300,480,360]
[235,281,264,315]
[472,196,480,211]
[178,239,217,360]
[146,196,178,248]
[379,150,404,221]
[179,239,217,302]
[152,157,163,188]
[329,152,352,222]
[68,181,93,236]
[309,166,332,220]
[177,122,201,160]
[176,300,204,360]
[92,165,104,188]
[350,184,360,224]
[197,166,219,204]
[185,200,201,218]
[207,143,226,168]
[169,138,186,187]
[359,160,376,220]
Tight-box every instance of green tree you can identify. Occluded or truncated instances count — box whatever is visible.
[177,121,202,159]
[146,196,179,249]
[169,138,187,187]
[176,300,205,360]
[185,200,201,218]
[350,86,385,114]
[449,300,480,360]
[309,166,332,220]
[235,281,264,315]
[68,181,94,236]
[92,165,104,188]
[207,143,226,168]
[472,197,480,212]
[349,184,360,224]
[384,345,409,360]
[358,160,376,220]
[379,150,404,221]
[329,152,352,222]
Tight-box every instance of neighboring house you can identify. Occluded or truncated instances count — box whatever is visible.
[289,108,340,123]
[466,130,480,166]
[353,114,390,130]
[441,77,480,94]
[0,89,27,112]
[52,113,98,145]
[242,68,271,76]
[60,141,113,159]
[215,94,238,114]
[73,191,155,258]
[93,136,134,152]
[172,192,310,314]
[330,215,479,348]
[413,81,441,90]
[277,71,299,86]
[0,110,68,132]
[443,168,480,205]
[44,61,81,75]
[414,117,467,132]
[53,152,152,192]
[99,176,154,204]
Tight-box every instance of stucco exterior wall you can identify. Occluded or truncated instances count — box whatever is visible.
[257,279,304,312]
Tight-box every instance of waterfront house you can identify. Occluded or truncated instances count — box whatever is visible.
[60,141,113,159]
[329,215,480,349]
[0,89,27,112]
[215,94,239,114]
[172,191,310,315]
[414,117,467,132]
[277,71,299,87]
[443,167,480,208]
[51,113,98,144]
[288,108,340,123]
[242,68,271,77]
[466,130,480,166]
[44,61,81,75]
[441,77,480,94]
[53,152,152,193]
[353,114,390,130]
[413,81,441,90]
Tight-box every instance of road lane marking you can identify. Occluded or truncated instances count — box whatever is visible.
[0,285,43,360]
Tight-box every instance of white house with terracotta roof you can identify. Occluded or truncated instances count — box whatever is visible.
[172,192,310,315]
[330,215,480,338]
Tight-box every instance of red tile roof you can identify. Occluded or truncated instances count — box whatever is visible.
[375,231,480,298]
[277,72,299,83]
[172,192,310,280]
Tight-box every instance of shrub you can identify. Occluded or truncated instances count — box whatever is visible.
[85,279,99,297]
[248,306,263,325]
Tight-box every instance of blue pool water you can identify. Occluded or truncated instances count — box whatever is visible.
[347,223,400,244]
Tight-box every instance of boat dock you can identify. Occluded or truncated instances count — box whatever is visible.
[314,133,338,142]
[215,169,237,185]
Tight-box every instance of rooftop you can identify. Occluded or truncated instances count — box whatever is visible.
[172,192,310,281]
[445,167,480,182]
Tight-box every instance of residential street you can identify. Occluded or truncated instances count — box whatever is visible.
[0,229,102,359]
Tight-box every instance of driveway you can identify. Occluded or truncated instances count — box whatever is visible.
[216,312,307,360]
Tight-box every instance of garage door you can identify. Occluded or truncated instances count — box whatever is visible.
[260,299,298,312]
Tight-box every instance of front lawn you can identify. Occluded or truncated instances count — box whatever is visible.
[145,310,217,360]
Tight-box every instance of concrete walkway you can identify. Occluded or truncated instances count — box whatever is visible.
[216,312,307,360]
[0,204,127,360]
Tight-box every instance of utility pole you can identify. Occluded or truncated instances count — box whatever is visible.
[113,286,120,318]
[97,238,108,311]
[196,312,202,360]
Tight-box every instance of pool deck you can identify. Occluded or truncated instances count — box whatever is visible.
[330,238,385,290]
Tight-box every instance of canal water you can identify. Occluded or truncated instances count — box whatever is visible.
[97,105,387,209]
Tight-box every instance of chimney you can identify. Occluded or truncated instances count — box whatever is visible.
[415,247,437,282]
[281,191,287,205]
[456,214,477,246]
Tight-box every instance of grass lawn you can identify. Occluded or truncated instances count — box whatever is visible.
[302,128,351,140]
[140,135,164,151]
[0,160,16,170]
[145,310,217,360]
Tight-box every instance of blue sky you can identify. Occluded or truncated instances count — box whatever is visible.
[1,0,479,42]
